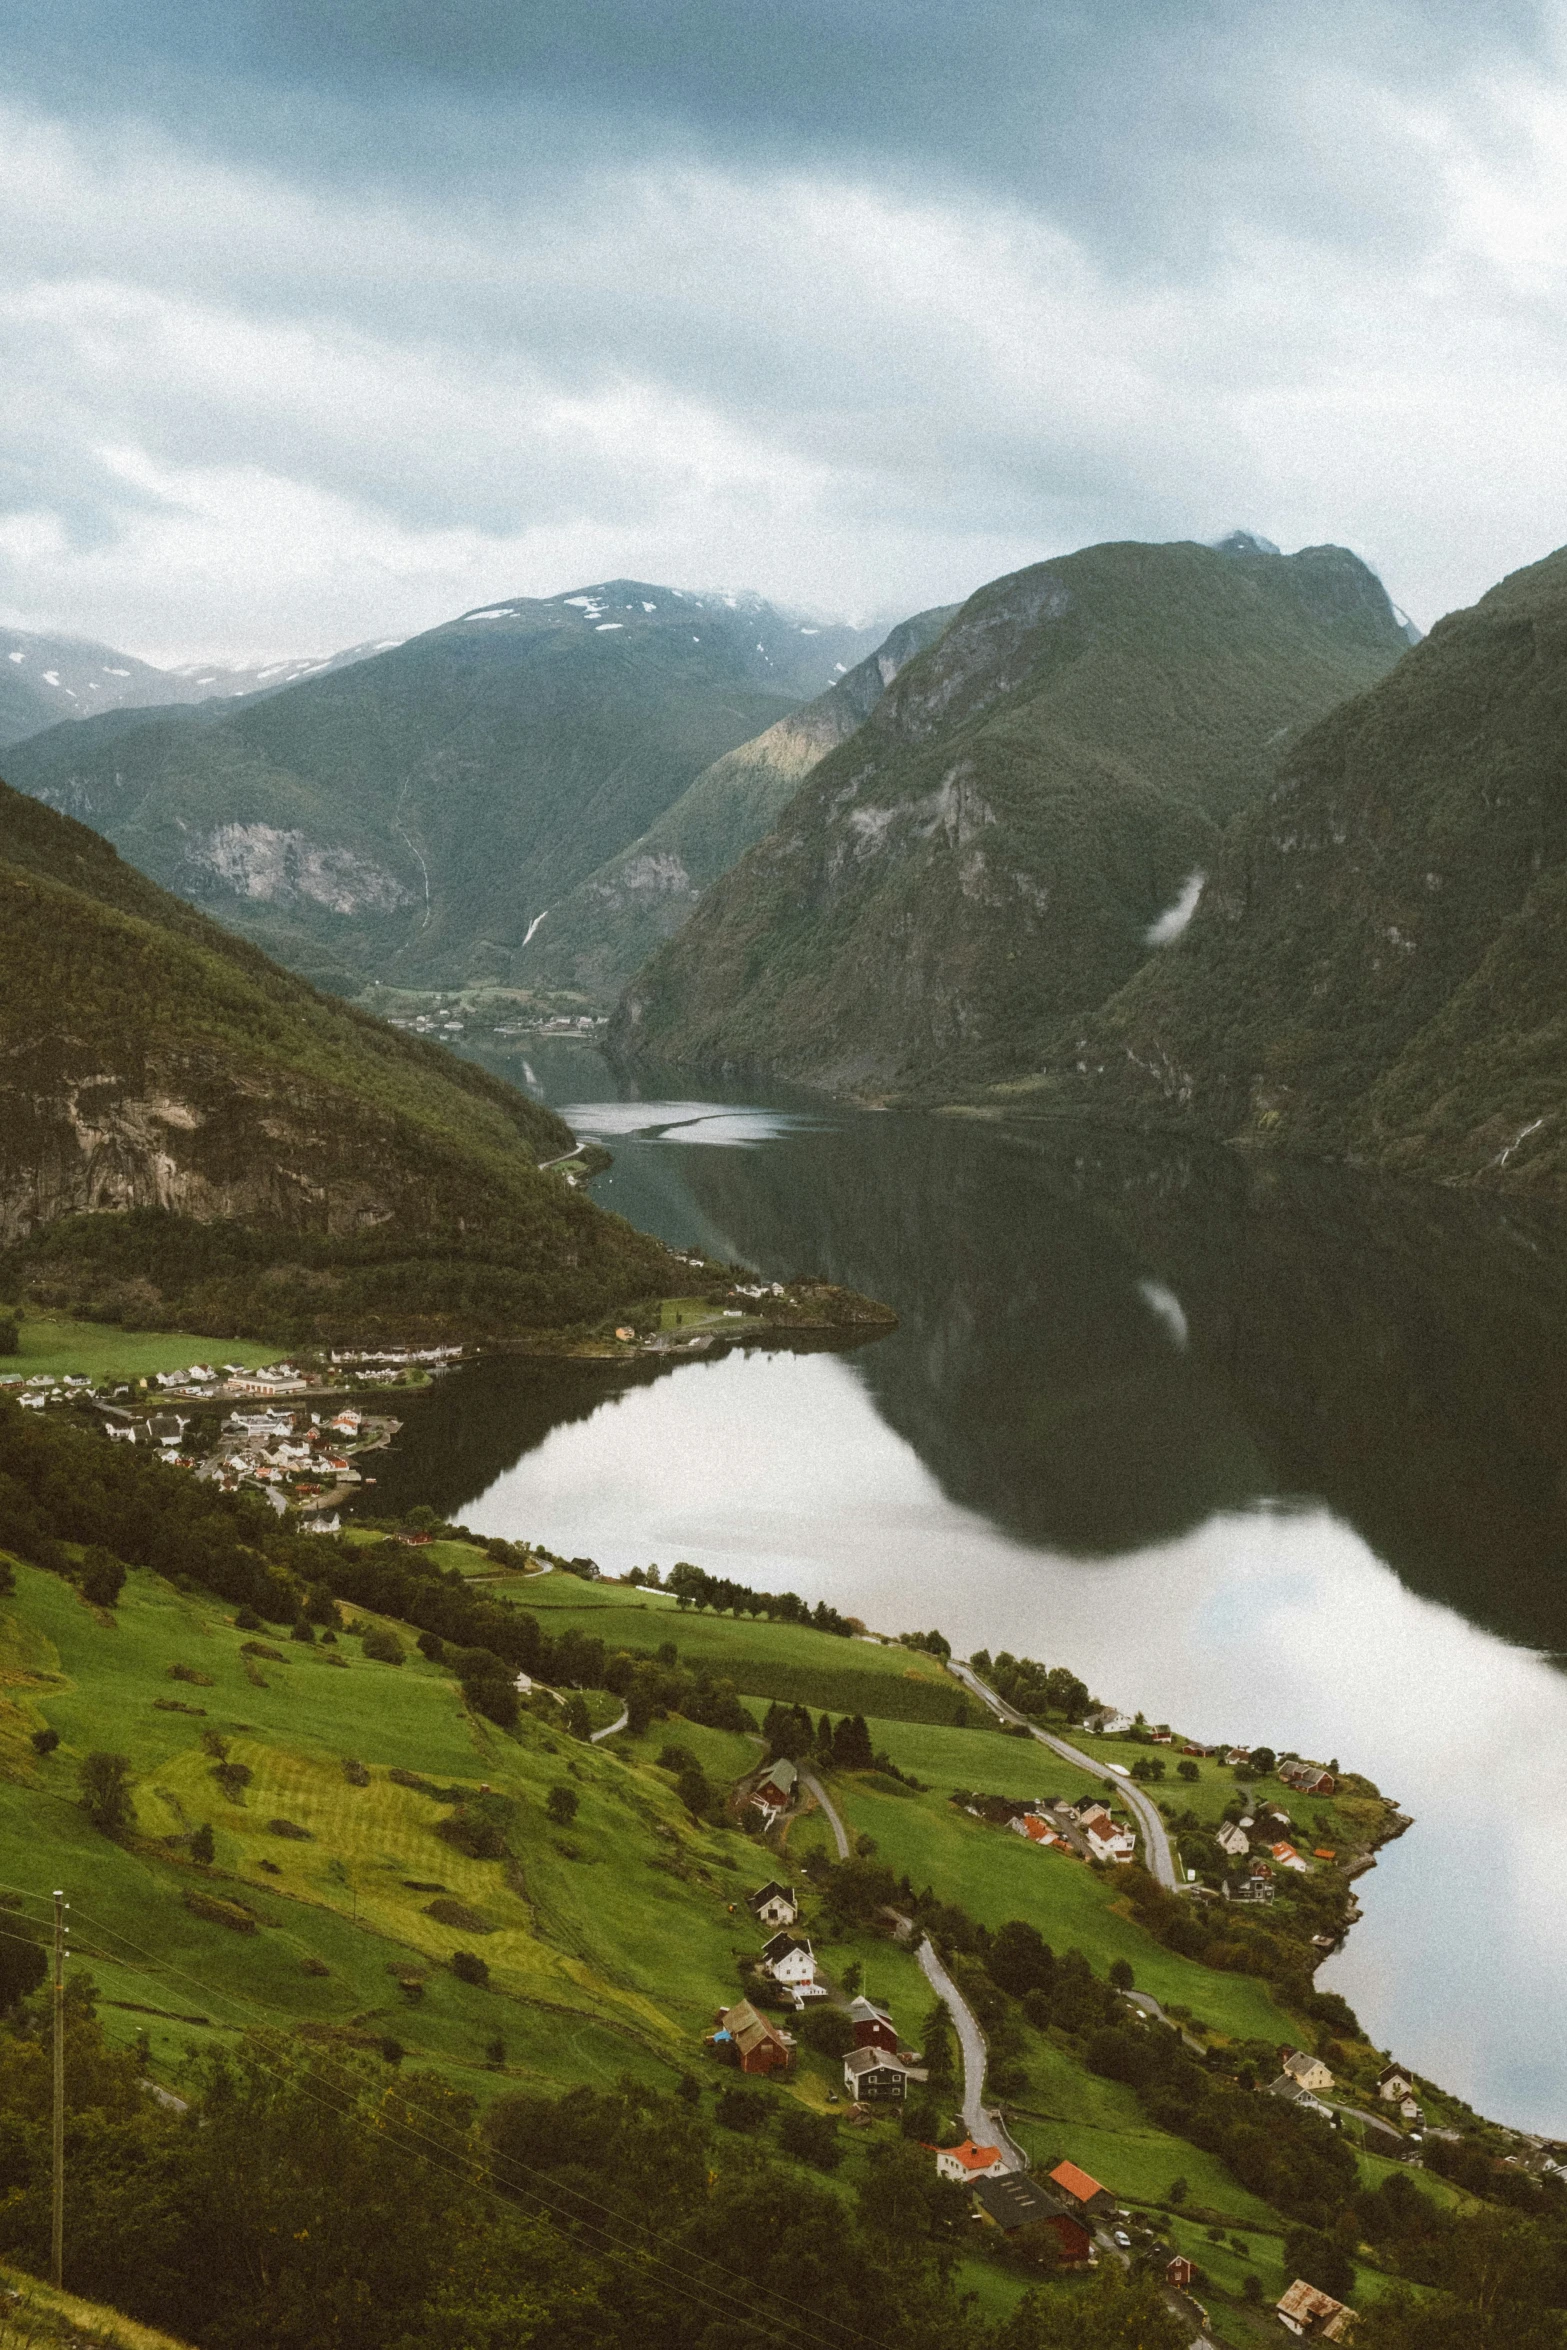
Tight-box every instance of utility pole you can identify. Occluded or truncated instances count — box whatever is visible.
[51,1889,65,2289]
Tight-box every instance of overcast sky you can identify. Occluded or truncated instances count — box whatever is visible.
[4,0,1567,662]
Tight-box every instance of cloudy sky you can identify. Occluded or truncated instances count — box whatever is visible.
[4,0,1567,662]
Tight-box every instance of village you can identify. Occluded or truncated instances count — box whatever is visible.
[706,1845,1377,2343]
[682,1713,1475,2346]
[0,1347,463,1517]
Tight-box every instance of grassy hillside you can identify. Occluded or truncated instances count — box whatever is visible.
[4,586,876,999]
[1029,543,1567,1195]
[613,536,1415,1094]
[0,776,688,1343]
[0,1401,1539,2346]
[521,606,957,1003]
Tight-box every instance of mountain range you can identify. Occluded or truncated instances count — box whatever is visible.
[3,587,877,998]
[0,626,399,748]
[613,534,1417,1090]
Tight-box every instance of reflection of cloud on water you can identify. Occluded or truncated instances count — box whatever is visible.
[560,1098,824,1149]
[461,1341,1567,2133]
[1136,1277,1189,1348]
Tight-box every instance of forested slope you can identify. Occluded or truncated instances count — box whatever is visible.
[614,536,1414,1092]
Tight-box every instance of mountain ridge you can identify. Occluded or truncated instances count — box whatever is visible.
[3,583,878,999]
[612,535,1416,1090]
[1015,541,1567,1195]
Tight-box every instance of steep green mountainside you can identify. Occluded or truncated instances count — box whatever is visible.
[1037,544,1567,1194]
[0,777,682,1341]
[613,537,1415,1092]
[4,587,877,998]
[521,605,957,1002]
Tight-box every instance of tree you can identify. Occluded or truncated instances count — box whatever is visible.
[1178,1758,1200,1782]
[1109,1958,1134,1990]
[778,2106,841,2171]
[1283,2225,1354,2300]
[190,1823,215,1864]
[79,1751,133,1835]
[798,2008,856,2059]
[0,1313,19,1357]
[29,1728,58,1756]
[831,1715,874,1771]
[360,1626,404,1665]
[563,1694,591,1741]
[1250,1747,1277,1776]
[451,1951,489,1987]
[545,1786,578,1826]
[996,2270,1187,2349]
[79,1547,127,1607]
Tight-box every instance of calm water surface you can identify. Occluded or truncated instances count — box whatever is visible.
[379,1041,1567,2134]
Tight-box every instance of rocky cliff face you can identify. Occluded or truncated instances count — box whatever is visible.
[1041,543,1567,1194]
[613,537,1415,1091]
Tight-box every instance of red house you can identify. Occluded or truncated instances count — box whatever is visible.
[1167,2254,1194,2289]
[847,1996,898,2054]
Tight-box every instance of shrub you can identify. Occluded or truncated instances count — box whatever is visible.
[290,1620,315,1644]
[189,1822,215,1864]
[435,1806,508,1861]
[78,1751,132,1835]
[200,1729,230,1760]
[423,1898,493,1933]
[212,1761,253,1801]
[168,1663,214,1686]
[241,1640,285,1662]
[29,1728,58,1756]
[268,1818,312,1840]
[715,2086,769,2133]
[183,1888,256,1934]
[361,1626,405,1665]
[545,1786,579,1826]
[778,2107,841,2171]
[451,1950,490,1986]
[300,1955,330,1976]
[341,1757,370,1786]
[234,1607,263,1631]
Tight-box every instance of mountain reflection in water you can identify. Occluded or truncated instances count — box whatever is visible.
[370,1044,1567,2130]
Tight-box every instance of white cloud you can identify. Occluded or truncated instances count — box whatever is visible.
[4,42,1567,661]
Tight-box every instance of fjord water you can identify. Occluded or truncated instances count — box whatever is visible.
[387,1043,1567,2134]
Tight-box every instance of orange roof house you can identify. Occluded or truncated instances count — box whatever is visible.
[934,2137,1008,2182]
[1047,2159,1116,2218]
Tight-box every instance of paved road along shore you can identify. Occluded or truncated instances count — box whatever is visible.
[948,1661,1180,1890]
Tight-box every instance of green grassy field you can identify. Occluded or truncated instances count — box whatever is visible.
[0,1318,280,1383]
[518,1581,979,1726]
[0,1560,776,2098]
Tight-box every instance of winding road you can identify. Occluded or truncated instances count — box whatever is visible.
[916,1936,1029,2172]
[800,1771,850,1858]
[949,1661,1179,1890]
